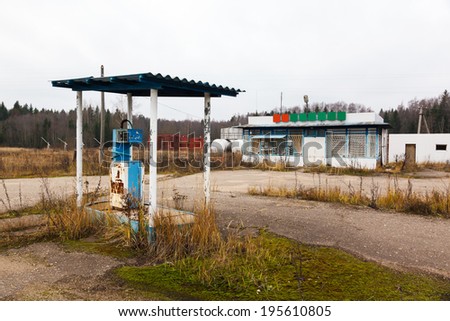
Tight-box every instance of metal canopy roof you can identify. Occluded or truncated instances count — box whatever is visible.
[51,72,244,97]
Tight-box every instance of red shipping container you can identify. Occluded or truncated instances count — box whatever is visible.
[273,114,281,123]
[281,113,289,122]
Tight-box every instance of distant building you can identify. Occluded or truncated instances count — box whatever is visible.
[220,127,243,140]
[156,134,204,151]
[232,112,390,169]
[388,134,450,164]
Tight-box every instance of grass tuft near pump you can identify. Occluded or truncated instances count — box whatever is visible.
[110,120,144,209]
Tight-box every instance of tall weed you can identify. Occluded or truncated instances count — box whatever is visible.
[249,176,450,217]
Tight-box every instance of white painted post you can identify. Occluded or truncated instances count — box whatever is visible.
[382,128,389,166]
[99,65,105,164]
[76,91,83,207]
[127,93,133,128]
[203,93,211,208]
[149,89,158,223]
[127,93,133,159]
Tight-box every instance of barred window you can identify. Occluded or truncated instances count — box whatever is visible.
[368,134,377,158]
[327,128,379,159]
[348,134,366,158]
[327,133,346,158]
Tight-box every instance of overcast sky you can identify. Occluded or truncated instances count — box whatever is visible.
[1,0,449,121]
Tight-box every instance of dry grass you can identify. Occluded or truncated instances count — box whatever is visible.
[146,207,288,293]
[375,178,450,216]
[0,147,106,178]
[418,161,450,173]
[0,177,105,248]
[0,147,28,153]
[147,207,221,262]
[249,175,450,217]
[1,146,449,179]
[38,186,101,240]
[385,160,450,174]
[302,164,383,176]
[102,198,278,292]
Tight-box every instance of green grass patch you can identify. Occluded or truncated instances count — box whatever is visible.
[0,211,22,220]
[0,232,51,252]
[116,231,450,300]
[0,206,43,220]
[63,238,138,259]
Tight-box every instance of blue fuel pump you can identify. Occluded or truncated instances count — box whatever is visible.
[110,120,144,209]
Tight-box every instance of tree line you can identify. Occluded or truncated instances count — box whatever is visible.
[252,101,372,116]
[0,90,448,149]
[0,101,247,149]
[250,91,450,134]
[380,90,450,133]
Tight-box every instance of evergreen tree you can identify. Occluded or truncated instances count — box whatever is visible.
[0,102,8,121]
[439,90,449,133]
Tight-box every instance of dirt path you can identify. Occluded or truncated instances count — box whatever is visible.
[1,170,450,299]
[0,242,127,300]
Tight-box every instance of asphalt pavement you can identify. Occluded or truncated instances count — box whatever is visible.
[2,170,450,277]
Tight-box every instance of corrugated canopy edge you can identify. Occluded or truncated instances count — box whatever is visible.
[51,72,244,98]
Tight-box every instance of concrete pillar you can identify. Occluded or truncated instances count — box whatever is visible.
[127,93,133,128]
[127,93,133,159]
[99,65,105,164]
[76,91,83,207]
[382,128,389,166]
[203,93,211,208]
[149,89,158,223]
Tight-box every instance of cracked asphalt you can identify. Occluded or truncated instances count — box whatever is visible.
[2,170,450,278]
[161,170,450,277]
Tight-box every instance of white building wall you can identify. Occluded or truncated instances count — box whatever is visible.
[389,134,450,163]
[241,154,377,169]
[220,127,243,140]
[346,112,383,124]
[303,137,326,166]
[330,158,377,169]
[248,116,273,125]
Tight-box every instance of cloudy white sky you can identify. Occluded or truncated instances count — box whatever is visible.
[1,0,449,121]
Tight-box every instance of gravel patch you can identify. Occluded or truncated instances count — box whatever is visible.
[0,242,122,300]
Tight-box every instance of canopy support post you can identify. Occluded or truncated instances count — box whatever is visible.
[127,93,133,128]
[99,65,105,164]
[127,93,133,158]
[203,92,211,208]
[76,91,83,207]
[149,89,158,225]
